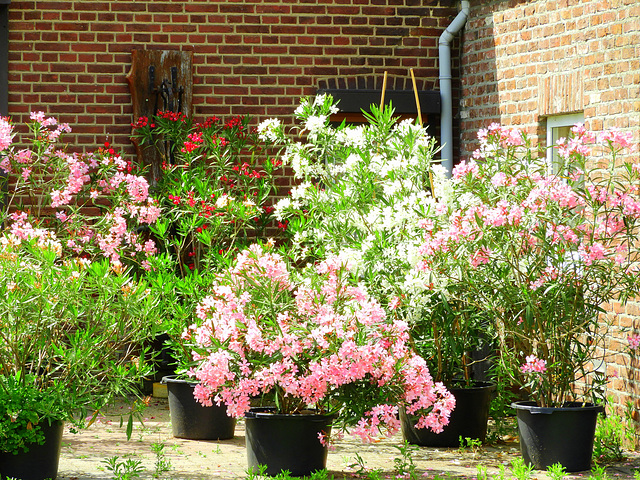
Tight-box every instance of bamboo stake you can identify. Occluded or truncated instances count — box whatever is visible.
[380,71,388,108]
[410,69,435,196]
[410,68,423,126]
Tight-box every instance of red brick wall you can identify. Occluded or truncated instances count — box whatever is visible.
[6,0,458,159]
[459,0,640,437]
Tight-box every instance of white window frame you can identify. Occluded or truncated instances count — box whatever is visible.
[546,113,584,175]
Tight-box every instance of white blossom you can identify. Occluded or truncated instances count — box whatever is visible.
[257,118,281,142]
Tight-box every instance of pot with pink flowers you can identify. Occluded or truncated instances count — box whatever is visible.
[183,243,456,477]
[417,123,639,471]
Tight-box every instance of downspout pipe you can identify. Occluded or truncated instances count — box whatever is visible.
[439,0,469,177]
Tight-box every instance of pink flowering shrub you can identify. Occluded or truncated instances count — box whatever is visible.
[417,123,639,407]
[0,113,159,267]
[184,243,455,442]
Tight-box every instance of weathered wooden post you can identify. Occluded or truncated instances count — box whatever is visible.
[126,50,193,185]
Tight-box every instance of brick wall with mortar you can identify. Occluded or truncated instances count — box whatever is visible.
[459,0,640,436]
[6,0,459,170]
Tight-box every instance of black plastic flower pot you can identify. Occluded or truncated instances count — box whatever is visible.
[401,381,496,447]
[0,420,64,480]
[245,408,334,477]
[512,401,604,472]
[163,376,236,440]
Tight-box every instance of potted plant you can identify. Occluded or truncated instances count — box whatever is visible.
[0,237,157,480]
[416,123,639,470]
[262,94,494,447]
[132,110,282,439]
[185,243,456,476]
[0,114,158,480]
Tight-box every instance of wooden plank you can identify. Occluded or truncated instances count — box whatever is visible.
[126,49,193,185]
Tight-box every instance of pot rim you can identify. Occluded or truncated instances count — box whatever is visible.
[511,400,605,414]
[161,375,197,386]
[245,407,336,421]
[444,380,497,392]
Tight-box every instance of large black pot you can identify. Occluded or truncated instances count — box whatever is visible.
[401,381,495,447]
[512,401,604,472]
[163,376,236,440]
[245,408,334,477]
[0,420,64,480]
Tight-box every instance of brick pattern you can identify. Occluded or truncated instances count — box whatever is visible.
[459,0,639,159]
[6,0,458,168]
[460,0,640,436]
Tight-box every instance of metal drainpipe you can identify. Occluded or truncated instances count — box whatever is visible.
[439,0,469,177]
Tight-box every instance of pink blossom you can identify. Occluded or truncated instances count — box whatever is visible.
[29,111,45,122]
[628,334,640,351]
[470,247,491,268]
[521,355,547,373]
[125,174,150,202]
[597,129,634,150]
[578,242,606,266]
[0,117,14,151]
[452,160,480,180]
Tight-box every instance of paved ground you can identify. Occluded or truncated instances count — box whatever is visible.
[56,398,640,480]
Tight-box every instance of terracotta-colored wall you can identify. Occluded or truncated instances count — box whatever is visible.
[459,0,639,159]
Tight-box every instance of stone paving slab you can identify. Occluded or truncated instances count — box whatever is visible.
[56,399,640,480]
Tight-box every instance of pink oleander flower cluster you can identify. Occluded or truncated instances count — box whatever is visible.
[521,355,547,374]
[628,334,640,352]
[185,243,455,442]
[417,123,639,407]
[0,114,159,267]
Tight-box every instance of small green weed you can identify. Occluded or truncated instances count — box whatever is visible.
[458,436,482,453]
[589,463,610,480]
[593,411,626,463]
[393,440,419,479]
[346,452,369,475]
[102,455,144,480]
[509,458,534,480]
[546,462,567,480]
[151,441,171,478]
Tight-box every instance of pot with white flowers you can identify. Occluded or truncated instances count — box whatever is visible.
[260,94,494,449]
[417,122,639,471]
[399,290,496,447]
[184,244,456,477]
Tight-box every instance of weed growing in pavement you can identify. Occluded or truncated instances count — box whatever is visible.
[546,462,567,480]
[590,463,610,480]
[393,440,419,479]
[509,458,534,480]
[151,441,171,478]
[102,455,144,480]
[458,436,482,454]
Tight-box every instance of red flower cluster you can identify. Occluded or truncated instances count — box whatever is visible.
[232,162,261,179]
[131,116,156,129]
[181,132,204,154]
[157,111,187,123]
[197,116,220,129]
